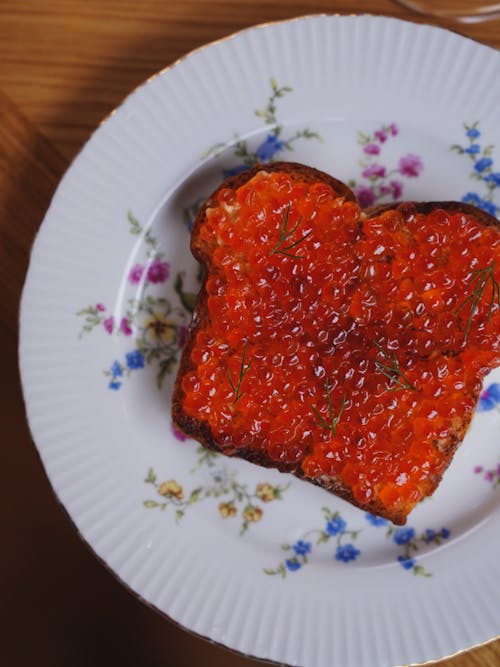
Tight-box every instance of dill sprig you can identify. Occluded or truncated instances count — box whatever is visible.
[312,380,345,437]
[455,262,500,343]
[270,204,311,259]
[373,341,416,391]
[227,346,252,404]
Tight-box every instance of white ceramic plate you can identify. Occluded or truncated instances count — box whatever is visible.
[20,15,500,667]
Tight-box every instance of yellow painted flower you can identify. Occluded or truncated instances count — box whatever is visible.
[144,312,177,344]
[218,502,237,518]
[243,505,263,522]
[255,483,276,502]
[158,480,184,499]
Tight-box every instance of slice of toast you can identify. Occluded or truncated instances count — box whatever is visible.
[173,161,500,524]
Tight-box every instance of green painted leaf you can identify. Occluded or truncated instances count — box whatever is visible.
[413,565,432,578]
[174,272,198,313]
[127,210,142,234]
[189,487,203,504]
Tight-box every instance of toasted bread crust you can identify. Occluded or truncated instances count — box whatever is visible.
[365,200,500,231]
[172,163,499,525]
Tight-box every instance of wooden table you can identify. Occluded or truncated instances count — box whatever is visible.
[1,2,499,666]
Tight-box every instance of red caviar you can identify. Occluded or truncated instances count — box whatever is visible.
[181,170,500,522]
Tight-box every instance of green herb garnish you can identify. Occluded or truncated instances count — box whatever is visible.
[312,380,345,437]
[455,262,500,343]
[227,346,252,404]
[373,341,416,391]
[270,204,311,259]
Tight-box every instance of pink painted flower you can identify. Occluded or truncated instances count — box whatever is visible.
[362,164,386,179]
[374,130,387,143]
[96,303,106,312]
[354,185,376,209]
[171,421,188,442]
[485,470,494,482]
[128,264,144,284]
[146,259,170,284]
[473,465,483,474]
[120,317,133,336]
[390,180,403,199]
[363,143,380,155]
[103,316,114,334]
[380,184,391,196]
[389,123,398,136]
[399,154,423,178]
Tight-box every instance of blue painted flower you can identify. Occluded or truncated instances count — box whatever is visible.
[466,127,480,139]
[474,157,493,173]
[256,134,284,162]
[293,540,312,556]
[465,144,480,155]
[478,383,500,412]
[108,380,122,390]
[335,543,360,562]
[398,554,416,570]
[486,172,500,186]
[326,516,346,536]
[462,192,482,207]
[461,193,497,216]
[479,200,497,216]
[441,527,451,539]
[365,513,388,527]
[393,527,415,545]
[285,558,302,572]
[223,164,249,178]
[126,349,145,370]
[111,360,123,377]
[423,529,436,543]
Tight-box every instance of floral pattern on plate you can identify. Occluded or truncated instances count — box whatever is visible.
[381,520,450,577]
[473,384,500,489]
[478,382,500,413]
[183,79,322,230]
[203,79,322,175]
[76,212,197,389]
[346,123,423,208]
[185,91,426,229]
[264,507,361,577]
[264,509,451,578]
[143,444,290,534]
[452,122,499,218]
[474,463,500,488]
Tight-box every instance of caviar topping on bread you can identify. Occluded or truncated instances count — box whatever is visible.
[172,161,500,525]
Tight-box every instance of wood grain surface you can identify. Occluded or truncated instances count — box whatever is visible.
[1,2,499,666]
